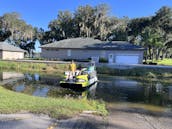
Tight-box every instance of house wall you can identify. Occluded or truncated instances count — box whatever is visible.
[2,51,24,60]
[41,48,144,64]
[0,51,2,59]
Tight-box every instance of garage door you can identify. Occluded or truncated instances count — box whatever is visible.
[116,55,139,64]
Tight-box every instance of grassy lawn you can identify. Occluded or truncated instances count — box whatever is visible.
[144,59,172,66]
[0,87,107,119]
[156,59,172,66]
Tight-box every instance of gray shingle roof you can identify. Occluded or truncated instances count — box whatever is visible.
[0,42,25,52]
[41,38,144,50]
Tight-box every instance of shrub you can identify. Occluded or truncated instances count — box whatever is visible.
[149,62,157,65]
[143,62,147,64]
[99,58,108,63]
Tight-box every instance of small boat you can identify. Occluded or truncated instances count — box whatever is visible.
[60,63,98,89]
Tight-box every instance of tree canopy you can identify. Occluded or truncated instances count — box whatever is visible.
[0,12,37,57]
[42,4,121,43]
[0,5,172,60]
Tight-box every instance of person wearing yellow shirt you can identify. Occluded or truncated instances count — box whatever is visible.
[69,60,76,76]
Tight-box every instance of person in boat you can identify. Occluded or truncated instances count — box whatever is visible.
[86,61,95,79]
[69,60,76,76]
[87,61,95,73]
[66,60,80,80]
[66,61,84,80]
[75,64,82,76]
[65,60,76,80]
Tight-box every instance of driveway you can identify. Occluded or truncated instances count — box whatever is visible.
[0,113,54,129]
[1,107,172,129]
[0,112,107,129]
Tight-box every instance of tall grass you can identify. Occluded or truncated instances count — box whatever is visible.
[1,60,172,79]
[0,61,68,74]
[97,66,172,78]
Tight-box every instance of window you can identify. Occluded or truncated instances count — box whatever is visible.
[67,49,71,57]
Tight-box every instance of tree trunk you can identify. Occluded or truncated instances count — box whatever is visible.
[165,52,168,58]
[161,50,165,60]
[62,31,65,38]
[152,48,156,61]
[156,48,162,60]
[144,48,148,62]
[148,47,152,60]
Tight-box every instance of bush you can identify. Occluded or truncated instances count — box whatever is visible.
[149,62,157,65]
[32,57,44,60]
[99,58,108,63]
[143,62,147,64]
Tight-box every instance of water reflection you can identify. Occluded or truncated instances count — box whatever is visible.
[0,72,24,86]
[0,72,24,81]
[1,71,172,108]
[96,76,172,107]
[1,71,96,99]
[32,87,49,97]
[168,86,172,100]
[15,84,25,92]
[96,76,144,102]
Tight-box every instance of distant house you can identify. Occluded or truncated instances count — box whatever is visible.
[40,38,144,64]
[0,41,25,60]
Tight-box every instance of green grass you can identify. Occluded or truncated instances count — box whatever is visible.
[144,59,172,66]
[156,59,172,66]
[0,87,107,119]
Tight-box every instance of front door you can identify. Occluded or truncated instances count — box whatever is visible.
[108,54,114,64]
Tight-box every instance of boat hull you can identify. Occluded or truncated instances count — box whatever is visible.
[60,76,98,89]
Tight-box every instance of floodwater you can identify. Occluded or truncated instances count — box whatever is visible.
[1,71,172,109]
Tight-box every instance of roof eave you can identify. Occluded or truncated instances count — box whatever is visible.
[0,49,26,52]
[41,47,145,51]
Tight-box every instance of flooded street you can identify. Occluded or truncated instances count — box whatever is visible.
[1,71,172,129]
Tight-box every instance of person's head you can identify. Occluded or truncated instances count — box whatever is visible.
[71,60,74,64]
